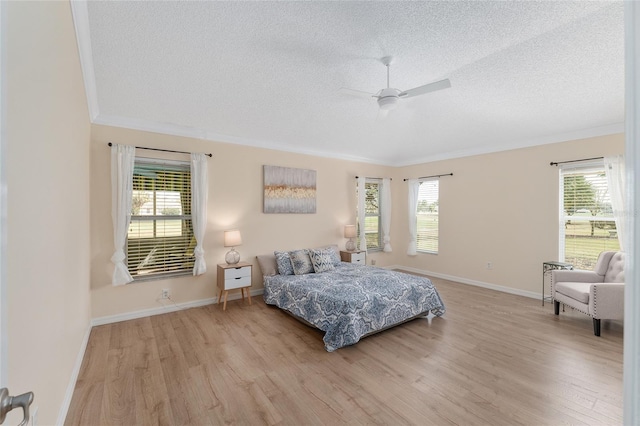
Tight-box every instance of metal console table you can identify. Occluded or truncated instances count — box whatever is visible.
[542,261,573,306]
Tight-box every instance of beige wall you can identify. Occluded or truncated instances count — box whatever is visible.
[6,2,91,425]
[90,125,395,318]
[394,134,624,294]
[91,125,623,318]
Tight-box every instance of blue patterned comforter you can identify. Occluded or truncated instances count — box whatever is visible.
[263,263,446,352]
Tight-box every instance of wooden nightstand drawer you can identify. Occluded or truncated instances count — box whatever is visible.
[225,275,251,290]
[340,250,366,264]
[224,265,251,280]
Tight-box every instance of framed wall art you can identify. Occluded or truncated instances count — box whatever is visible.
[263,165,316,214]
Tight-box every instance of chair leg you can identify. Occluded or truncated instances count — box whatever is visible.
[554,300,560,315]
[593,318,601,336]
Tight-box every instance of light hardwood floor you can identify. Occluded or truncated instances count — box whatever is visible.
[65,277,623,425]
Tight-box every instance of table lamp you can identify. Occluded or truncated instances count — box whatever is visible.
[224,229,242,264]
[344,225,356,251]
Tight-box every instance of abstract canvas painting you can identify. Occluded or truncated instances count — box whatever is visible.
[263,165,316,214]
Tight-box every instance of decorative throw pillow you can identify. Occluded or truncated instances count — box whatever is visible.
[309,248,336,273]
[274,251,294,276]
[289,249,315,275]
[326,246,341,266]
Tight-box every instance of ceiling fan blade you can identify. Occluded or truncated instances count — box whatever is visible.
[339,87,377,98]
[399,78,451,98]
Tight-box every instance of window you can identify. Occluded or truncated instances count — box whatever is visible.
[416,179,439,253]
[560,162,620,270]
[358,179,381,250]
[127,159,194,279]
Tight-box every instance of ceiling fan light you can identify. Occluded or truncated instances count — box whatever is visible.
[378,96,398,110]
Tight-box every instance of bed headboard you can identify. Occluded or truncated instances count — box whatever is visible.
[256,254,278,277]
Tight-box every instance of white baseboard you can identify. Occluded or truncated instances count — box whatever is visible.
[387,265,540,300]
[56,323,92,426]
[91,288,265,327]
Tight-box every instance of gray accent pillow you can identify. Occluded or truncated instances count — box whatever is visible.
[274,251,294,276]
[289,249,315,275]
[309,248,336,273]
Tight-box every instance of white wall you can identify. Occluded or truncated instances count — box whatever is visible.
[5,2,91,424]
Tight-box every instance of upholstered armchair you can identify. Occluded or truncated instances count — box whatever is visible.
[551,251,624,336]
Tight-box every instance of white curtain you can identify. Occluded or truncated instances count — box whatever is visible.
[407,179,420,256]
[381,178,392,252]
[604,155,626,250]
[191,153,209,275]
[110,143,135,285]
[356,176,367,251]
[191,154,209,275]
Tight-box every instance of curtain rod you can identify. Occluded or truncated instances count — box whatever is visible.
[107,142,212,158]
[355,176,392,180]
[550,156,603,166]
[403,172,453,181]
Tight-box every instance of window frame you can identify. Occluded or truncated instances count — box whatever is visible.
[558,160,619,270]
[416,178,439,254]
[127,157,194,281]
[358,178,382,252]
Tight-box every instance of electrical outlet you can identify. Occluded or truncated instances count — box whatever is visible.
[486,262,493,270]
[161,289,170,299]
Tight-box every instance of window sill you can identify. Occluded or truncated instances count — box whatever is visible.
[416,250,438,255]
[131,270,192,283]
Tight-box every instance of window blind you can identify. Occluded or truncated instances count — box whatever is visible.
[358,180,382,250]
[560,163,620,270]
[416,179,439,253]
[127,160,195,278]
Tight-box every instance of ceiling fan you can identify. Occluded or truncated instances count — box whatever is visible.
[340,56,451,111]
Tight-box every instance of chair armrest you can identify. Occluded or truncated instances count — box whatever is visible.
[552,269,602,283]
[590,282,624,320]
[551,270,602,297]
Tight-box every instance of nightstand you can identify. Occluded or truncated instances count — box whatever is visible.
[217,262,252,311]
[340,250,366,265]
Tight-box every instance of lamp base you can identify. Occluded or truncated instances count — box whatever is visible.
[225,248,240,264]
[345,238,356,252]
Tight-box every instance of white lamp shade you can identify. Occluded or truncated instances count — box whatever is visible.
[224,229,242,247]
[344,225,356,238]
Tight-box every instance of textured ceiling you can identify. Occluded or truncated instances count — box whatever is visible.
[77,1,624,166]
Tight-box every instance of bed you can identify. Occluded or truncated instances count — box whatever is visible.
[257,248,445,352]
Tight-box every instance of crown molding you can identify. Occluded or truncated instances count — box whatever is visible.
[93,113,389,165]
[70,0,99,121]
[95,113,624,167]
[393,122,625,166]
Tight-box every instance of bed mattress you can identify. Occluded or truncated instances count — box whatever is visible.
[263,263,445,351]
